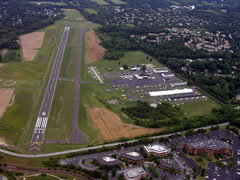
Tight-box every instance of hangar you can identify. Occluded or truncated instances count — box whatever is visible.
[148,88,193,97]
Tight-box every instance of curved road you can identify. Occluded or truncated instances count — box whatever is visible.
[1,164,90,180]
[0,122,229,158]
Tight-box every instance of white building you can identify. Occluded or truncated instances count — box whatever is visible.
[148,88,193,97]
[144,144,169,157]
[124,167,147,180]
[153,68,169,73]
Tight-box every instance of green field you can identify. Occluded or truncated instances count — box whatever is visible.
[45,81,75,140]
[89,0,109,5]
[109,0,126,4]
[180,98,221,117]
[84,8,97,14]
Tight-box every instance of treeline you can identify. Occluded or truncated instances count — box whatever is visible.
[122,101,184,128]
[122,101,240,130]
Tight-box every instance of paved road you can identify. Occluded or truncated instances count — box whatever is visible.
[69,27,88,144]
[0,122,229,158]
[29,27,70,152]
[1,164,90,180]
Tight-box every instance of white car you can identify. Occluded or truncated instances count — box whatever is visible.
[237,171,240,175]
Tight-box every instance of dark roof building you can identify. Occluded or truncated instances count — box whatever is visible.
[124,167,147,180]
[184,139,232,156]
[120,152,144,162]
[98,156,122,166]
[159,158,182,173]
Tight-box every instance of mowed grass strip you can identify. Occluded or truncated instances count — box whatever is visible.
[59,46,78,79]
[89,0,109,5]
[45,81,75,140]
[78,84,104,145]
[59,28,79,79]
[84,8,97,14]
[109,0,126,4]
[67,28,80,45]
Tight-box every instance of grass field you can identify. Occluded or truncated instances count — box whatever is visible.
[45,81,75,140]
[89,0,109,5]
[109,0,126,4]
[180,98,221,117]
[84,8,97,14]
[59,28,80,79]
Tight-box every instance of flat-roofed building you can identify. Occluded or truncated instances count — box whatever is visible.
[149,88,193,97]
[153,68,169,73]
[144,144,169,157]
[169,81,187,87]
[159,158,182,173]
[184,139,232,156]
[120,152,144,162]
[162,72,175,77]
[124,167,147,180]
[98,156,122,166]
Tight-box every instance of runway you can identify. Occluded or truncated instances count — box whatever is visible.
[29,27,70,152]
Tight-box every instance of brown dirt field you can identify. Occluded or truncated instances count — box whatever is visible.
[0,89,14,118]
[88,107,164,141]
[61,8,78,12]
[86,30,105,64]
[20,32,45,61]
[0,63,4,68]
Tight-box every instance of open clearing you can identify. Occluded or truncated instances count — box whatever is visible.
[88,107,164,141]
[86,30,105,64]
[61,9,78,12]
[0,64,4,68]
[0,89,14,118]
[20,32,45,61]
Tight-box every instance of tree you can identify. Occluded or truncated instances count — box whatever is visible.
[102,173,109,180]
[118,175,124,180]
[111,168,116,177]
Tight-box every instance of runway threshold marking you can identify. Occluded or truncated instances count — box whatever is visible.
[29,27,70,151]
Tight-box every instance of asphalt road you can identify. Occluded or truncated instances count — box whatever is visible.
[0,122,229,158]
[30,27,70,151]
[1,164,89,180]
